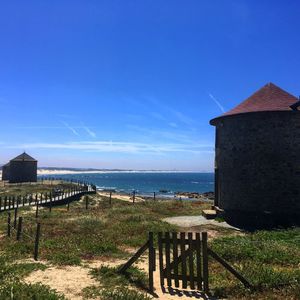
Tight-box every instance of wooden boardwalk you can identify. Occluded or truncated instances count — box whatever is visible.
[0,183,96,212]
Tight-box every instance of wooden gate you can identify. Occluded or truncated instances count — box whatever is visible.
[158,232,209,292]
[119,231,252,295]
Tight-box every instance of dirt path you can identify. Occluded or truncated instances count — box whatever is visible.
[24,255,215,300]
[25,265,98,300]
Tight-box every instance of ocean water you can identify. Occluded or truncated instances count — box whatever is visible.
[41,172,214,197]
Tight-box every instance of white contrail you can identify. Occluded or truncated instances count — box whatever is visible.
[62,122,80,136]
[208,93,225,113]
[83,126,96,138]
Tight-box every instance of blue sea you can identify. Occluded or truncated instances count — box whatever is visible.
[40,172,214,197]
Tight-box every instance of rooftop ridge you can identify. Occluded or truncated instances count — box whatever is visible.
[10,152,37,162]
[210,83,298,124]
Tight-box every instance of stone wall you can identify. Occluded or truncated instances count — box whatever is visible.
[213,111,300,216]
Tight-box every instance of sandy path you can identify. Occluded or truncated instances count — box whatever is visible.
[24,255,214,300]
[25,265,98,300]
[98,191,144,203]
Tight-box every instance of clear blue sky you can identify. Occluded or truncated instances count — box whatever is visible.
[0,0,300,170]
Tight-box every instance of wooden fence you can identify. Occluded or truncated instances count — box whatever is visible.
[0,179,96,213]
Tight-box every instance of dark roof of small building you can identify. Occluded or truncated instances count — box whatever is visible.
[210,83,299,124]
[10,152,37,162]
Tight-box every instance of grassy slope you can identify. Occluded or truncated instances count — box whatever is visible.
[0,181,78,197]
[0,191,298,299]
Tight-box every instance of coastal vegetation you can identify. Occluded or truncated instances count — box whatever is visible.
[0,187,298,299]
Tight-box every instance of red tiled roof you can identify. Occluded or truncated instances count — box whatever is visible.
[210,83,298,124]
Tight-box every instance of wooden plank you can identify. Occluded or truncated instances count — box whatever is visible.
[188,232,195,289]
[148,232,154,293]
[118,240,149,273]
[202,232,209,294]
[162,274,198,281]
[158,232,164,286]
[207,248,252,288]
[180,232,188,289]
[165,232,172,287]
[172,232,179,288]
[195,232,202,290]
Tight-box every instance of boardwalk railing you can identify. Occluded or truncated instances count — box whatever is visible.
[0,180,96,213]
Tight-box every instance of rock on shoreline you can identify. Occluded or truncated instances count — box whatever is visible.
[175,191,214,200]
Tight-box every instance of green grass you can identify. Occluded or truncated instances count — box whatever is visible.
[0,181,77,197]
[1,189,299,299]
[83,265,151,300]
[90,265,148,289]
[209,228,300,299]
[0,254,65,300]
[0,194,209,265]
[83,286,152,300]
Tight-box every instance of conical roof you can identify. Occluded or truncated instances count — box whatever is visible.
[10,152,37,162]
[210,83,299,124]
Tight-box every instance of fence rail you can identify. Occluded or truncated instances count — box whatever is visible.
[0,179,96,213]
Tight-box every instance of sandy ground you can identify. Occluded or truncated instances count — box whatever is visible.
[98,191,145,203]
[25,255,216,300]
[26,264,98,300]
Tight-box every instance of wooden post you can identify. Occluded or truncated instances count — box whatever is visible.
[172,232,179,288]
[133,190,136,204]
[34,223,41,261]
[67,201,70,211]
[35,199,39,218]
[85,196,88,210]
[49,193,52,212]
[16,217,23,241]
[4,196,7,210]
[195,232,202,290]
[153,192,156,201]
[165,232,171,287]
[7,212,11,237]
[148,232,154,293]
[180,232,188,288]
[188,232,195,289]
[22,195,25,206]
[13,208,18,229]
[158,232,164,287]
[202,232,209,294]
[109,192,112,206]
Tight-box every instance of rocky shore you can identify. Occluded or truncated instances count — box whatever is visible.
[175,191,214,200]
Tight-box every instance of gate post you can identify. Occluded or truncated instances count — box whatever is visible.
[201,232,209,294]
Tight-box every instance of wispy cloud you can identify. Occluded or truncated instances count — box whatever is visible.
[12,141,214,155]
[82,125,96,138]
[208,93,225,113]
[61,122,80,136]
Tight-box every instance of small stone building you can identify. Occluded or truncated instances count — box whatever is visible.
[210,83,300,225]
[2,152,37,183]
